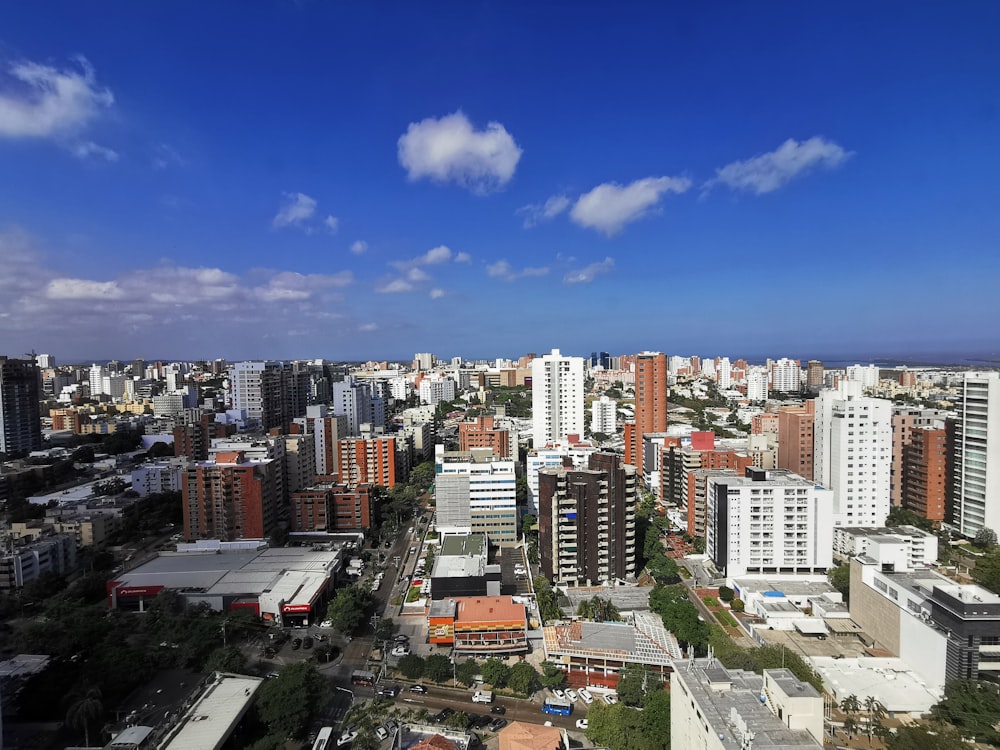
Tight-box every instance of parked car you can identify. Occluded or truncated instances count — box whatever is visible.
[579,688,594,704]
[409,684,428,694]
[302,636,314,650]
[375,726,389,741]
[565,689,579,702]
[391,646,410,657]
[487,718,508,732]
[552,688,566,699]
[576,719,589,729]
[602,693,619,705]
[394,634,410,643]
[319,620,333,628]
[384,719,398,732]
[471,714,491,728]
[291,638,302,650]
[490,704,506,715]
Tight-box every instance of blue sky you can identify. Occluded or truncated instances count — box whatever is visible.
[1,2,999,363]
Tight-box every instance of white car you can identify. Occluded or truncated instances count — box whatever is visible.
[565,689,579,702]
[375,726,389,741]
[552,688,566,699]
[319,620,333,628]
[579,688,595,704]
[575,719,589,729]
[602,693,619,705]
[337,730,358,746]
[391,646,410,657]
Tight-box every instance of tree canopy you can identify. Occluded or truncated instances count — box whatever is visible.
[256,662,330,740]
[932,679,1000,745]
[325,585,371,634]
[507,661,539,696]
[481,657,511,688]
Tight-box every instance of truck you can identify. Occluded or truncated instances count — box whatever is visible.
[472,690,493,704]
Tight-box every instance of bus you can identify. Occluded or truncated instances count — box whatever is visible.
[541,697,573,716]
[312,727,333,750]
[351,669,376,687]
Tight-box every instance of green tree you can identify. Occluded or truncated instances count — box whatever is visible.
[521,514,537,537]
[616,664,655,707]
[424,654,453,683]
[538,661,566,689]
[975,527,998,550]
[886,723,965,750]
[533,577,562,622]
[255,662,329,740]
[932,679,1000,744]
[204,645,247,674]
[840,693,861,716]
[375,617,396,642]
[481,657,511,688]
[730,598,745,612]
[829,565,851,601]
[326,586,371,634]
[456,659,479,687]
[443,711,470,730]
[718,586,735,603]
[397,654,426,680]
[972,547,1000,594]
[508,661,539,696]
[641,689,671,748]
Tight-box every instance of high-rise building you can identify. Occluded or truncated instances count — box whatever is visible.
[814,381,892,527]
[229,361,309,431]
[434,446,518,546]
[746,366,768,401]
[459,415,511,458]
[173,413,237,461]
[589,395,617,436]
[531,349,584,447]
[0,357,42,456]
[776,401,815,481]
[806,360,824,391]
[901,424,948,524]
[291,482,371,532]
[630,351,668,477]
[717,357,732,389]
[890,406,950,508]
[182,451,279,541]
[952,372,1000,537]
[770,358,801,393]
[414,352,435,371]
[332,375,377,436]
[338,435,400,488]
[292,405,347,477]
[706,467,833,578]
[846,364,880,389]
[538,453,637,586]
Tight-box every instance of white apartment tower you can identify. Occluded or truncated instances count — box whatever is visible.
[717,357,732,389]
[590,395,617,436]
[953,372,1000,537]
[746,366,768,401]
[531,348,584,447]
[707,467,833,578]
[814,380,892,527]
[771,358,801,393]
[846,364,880,389]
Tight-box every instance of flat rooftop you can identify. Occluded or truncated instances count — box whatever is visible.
[456,596,526,624]
[811,657,941,714]
[734,577,837,598]
[160,673,263,750]
[934,582,1000,605]
[440,534,485,557]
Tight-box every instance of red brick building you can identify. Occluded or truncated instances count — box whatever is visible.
[458,415,510,458]
[291,482,372,532]
[182,450,278,541]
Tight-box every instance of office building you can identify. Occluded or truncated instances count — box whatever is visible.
[537,452,637,586]
[671,664,824,750]
[951,372,1000,537]
[531,349,584,447]
[706,467,833,578]
[435,446,518,546]
[814,381,892,527]
[0,357,42,455]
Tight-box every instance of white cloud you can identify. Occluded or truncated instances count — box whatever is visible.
[487,260,550,282]
[571,177,691,236]
[454,251,471,263]
[429,288,446,299]
[152,143,185,170]
[72,140,118,162]
[397,111,522,194]
[564,257,615,285]
[517,194,570,228]
[0,56,114,139]
[376,278,415,294]
[46,278,123,299]
[273,192,317,228]
[324,215,339,233]
[350,240,368,255]
[256,270,354,302]
[709,136,852,195]
[406,267,431,282]
[359,322,379,332]
[391,244,457,271]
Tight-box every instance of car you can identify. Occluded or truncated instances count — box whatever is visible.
[375,726,389,740]
[579,688,594,704]
[552,688,565,699]
[602,693,619,705]
[471,714,491,728]
[302,636,314,649]
[337,729,358,746]
[487,718,508,732]
[490,704,506,715]
[543,721,553,727]
[394,634,410,643]
[565,689,579,702]
[409,546,417,555]
[429,707,454,724]
[291,638,302,650]
[384,719,398,732]
[408,527,415,535]
[266,672,280,679]
[377,684,399,698]
[319,620,333,628]
[391,646,410,657]
[575,719,589,730]
[409,684,428,693]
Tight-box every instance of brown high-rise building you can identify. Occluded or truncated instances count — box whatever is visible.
[776,401,815,481]
[182,451,278,541]
[291,482,372,532]
[890,407,949,507]
[459,415,510,458]
[337,436,399,488]
[631,352,668,476]
[901,425,948,524]
[173,413,236,461]
[806,360,825,391]
[537,452,637,586]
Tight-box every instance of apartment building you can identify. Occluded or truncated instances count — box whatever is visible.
[0,357,42,455]
[181,451,279,541]
[458,415,511,458]
[776,401,815,481]
[951,372,1000,537]
[434,446,517,546]
[290,482,372,532]
[531,349,584,447]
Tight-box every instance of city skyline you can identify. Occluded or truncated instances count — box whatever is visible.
[2,3,999,361]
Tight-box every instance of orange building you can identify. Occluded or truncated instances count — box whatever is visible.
[181,451,278,541]
[751,412,780,436]
[631,352,668,476]
[291,482,372,532]
[337,436,397,488]
[428,595,528,654]
[901,425,948,524]
[458,415,510,458]
[50,408,82,433]
[776,401,815,481]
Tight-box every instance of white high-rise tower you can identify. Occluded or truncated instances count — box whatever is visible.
[531,349,584,447]
[953,372,1000,537]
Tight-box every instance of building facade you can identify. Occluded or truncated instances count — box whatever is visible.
[951,372,1000,537]
[630,351,669,477]
[435,447,518,546]
[531,349,584,447]
[776,402,815,481]
[182,451,278,541]
[0,357,42,456]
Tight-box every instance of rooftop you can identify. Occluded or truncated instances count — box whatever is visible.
[811,656,941,714]
[456,596,526,624]
[159,673,263,750]
[543,612,681,666]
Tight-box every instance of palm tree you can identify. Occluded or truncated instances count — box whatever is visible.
[66,685,103,748]
[864,696,886,743]
[843,717,858,740]
[840,693,861,716]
